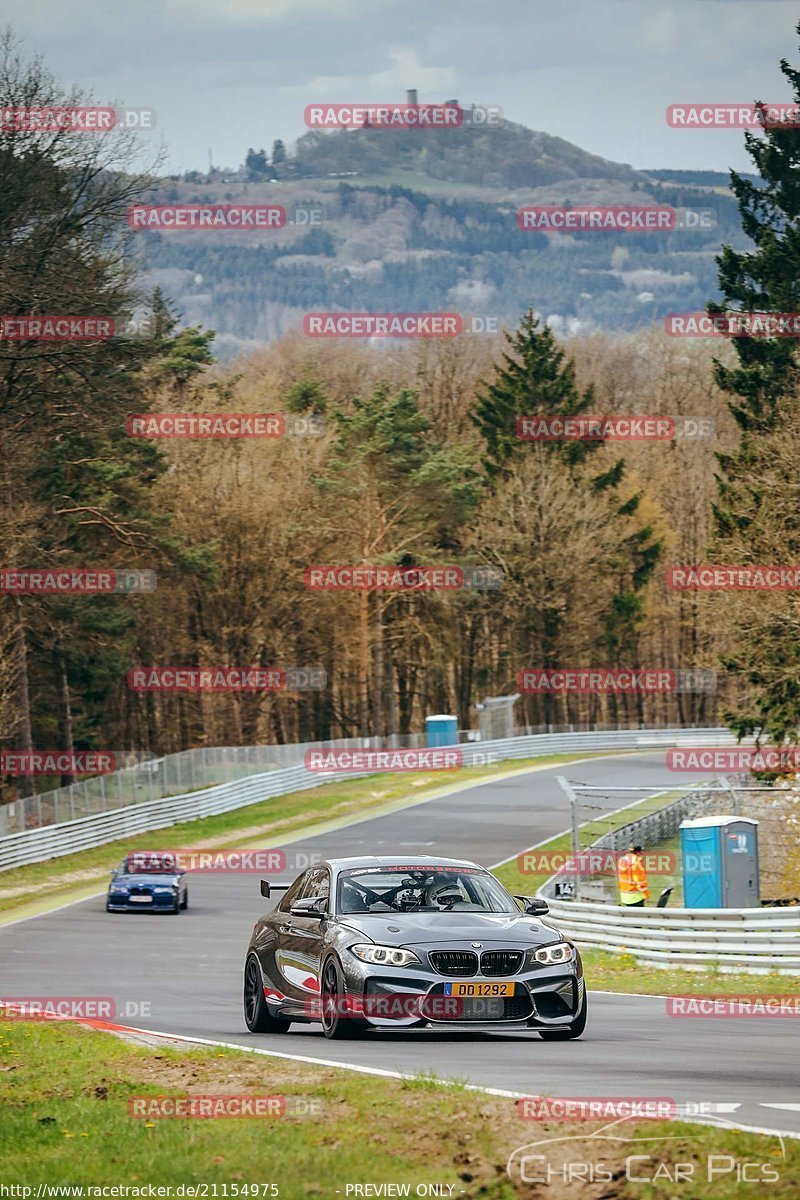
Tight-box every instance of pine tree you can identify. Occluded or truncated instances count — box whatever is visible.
[471,309,599,478]
[471,310,662,719]
[711,22,800,745]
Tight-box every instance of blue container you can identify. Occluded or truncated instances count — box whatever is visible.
[680,816,759,908]
[425,714,459,747]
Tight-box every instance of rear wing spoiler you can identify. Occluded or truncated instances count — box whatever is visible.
[260,880,292,898]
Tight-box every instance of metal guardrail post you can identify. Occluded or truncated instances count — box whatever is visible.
[556,775,581,902]
[722,775,740,816]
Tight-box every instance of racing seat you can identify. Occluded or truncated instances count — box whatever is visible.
[341,884,370,912]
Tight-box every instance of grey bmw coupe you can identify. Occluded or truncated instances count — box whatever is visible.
[243,855,586,1040]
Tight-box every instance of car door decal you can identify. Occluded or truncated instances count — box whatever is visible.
[276,950,320,992]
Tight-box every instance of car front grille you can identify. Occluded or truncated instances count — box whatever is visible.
[480,950,524,976]
[429,951,478,976]
[429,949,525,976]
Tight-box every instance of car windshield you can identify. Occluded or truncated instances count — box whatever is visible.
[336,866,517,914]
[121,855,176,875]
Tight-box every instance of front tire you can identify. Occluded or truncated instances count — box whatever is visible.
[320,955,367,1039]
[539,992,587,1040]
[181,889,188,909]
[244,954,292,1033]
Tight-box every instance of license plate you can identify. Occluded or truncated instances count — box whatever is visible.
[444,981,514,997]
[128,895,153,903]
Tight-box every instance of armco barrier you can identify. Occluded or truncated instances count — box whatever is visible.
[0,727,737,871]
[0,721,729,836]
[543,896,800,974]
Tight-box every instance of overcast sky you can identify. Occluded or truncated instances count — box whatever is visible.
[4,0,799,175]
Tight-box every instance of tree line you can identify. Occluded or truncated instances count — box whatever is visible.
[2,26,800,800]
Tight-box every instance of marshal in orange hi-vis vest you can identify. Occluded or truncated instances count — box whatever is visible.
[617,849,650,905]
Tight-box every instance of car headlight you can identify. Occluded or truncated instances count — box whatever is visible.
[154,887,175,893]
[350,943,421,967]
[533,942,574,965]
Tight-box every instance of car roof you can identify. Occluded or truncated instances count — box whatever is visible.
[324,855,484,873]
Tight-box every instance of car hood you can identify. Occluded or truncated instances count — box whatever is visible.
[112,874,180,887]
[335,911,563,947]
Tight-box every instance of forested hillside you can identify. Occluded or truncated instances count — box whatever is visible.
[136,119,749,360]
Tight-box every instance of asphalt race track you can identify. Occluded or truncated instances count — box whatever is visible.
[2,752,798,1138]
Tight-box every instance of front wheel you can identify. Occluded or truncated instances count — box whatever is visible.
[539,993,587,1040]
[243,954,292,1033]
[320,956,367,1040]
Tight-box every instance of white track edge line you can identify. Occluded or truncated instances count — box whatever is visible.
[101,1021,800,1141]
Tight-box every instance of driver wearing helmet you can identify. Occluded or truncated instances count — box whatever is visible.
[426,878,467,909]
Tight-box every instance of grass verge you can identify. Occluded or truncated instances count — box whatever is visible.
[579,948,800,996]
[1,1021,796,1197]
[0,754,617,918]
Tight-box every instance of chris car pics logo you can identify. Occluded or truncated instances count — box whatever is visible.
[507,1120,783,1186]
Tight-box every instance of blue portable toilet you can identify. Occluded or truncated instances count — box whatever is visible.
[679,815,759,908]
[425,714,459,747]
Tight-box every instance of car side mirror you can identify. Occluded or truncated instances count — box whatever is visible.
[260,880,271,898]
[289,896,327,919]
[516,895,549,916]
